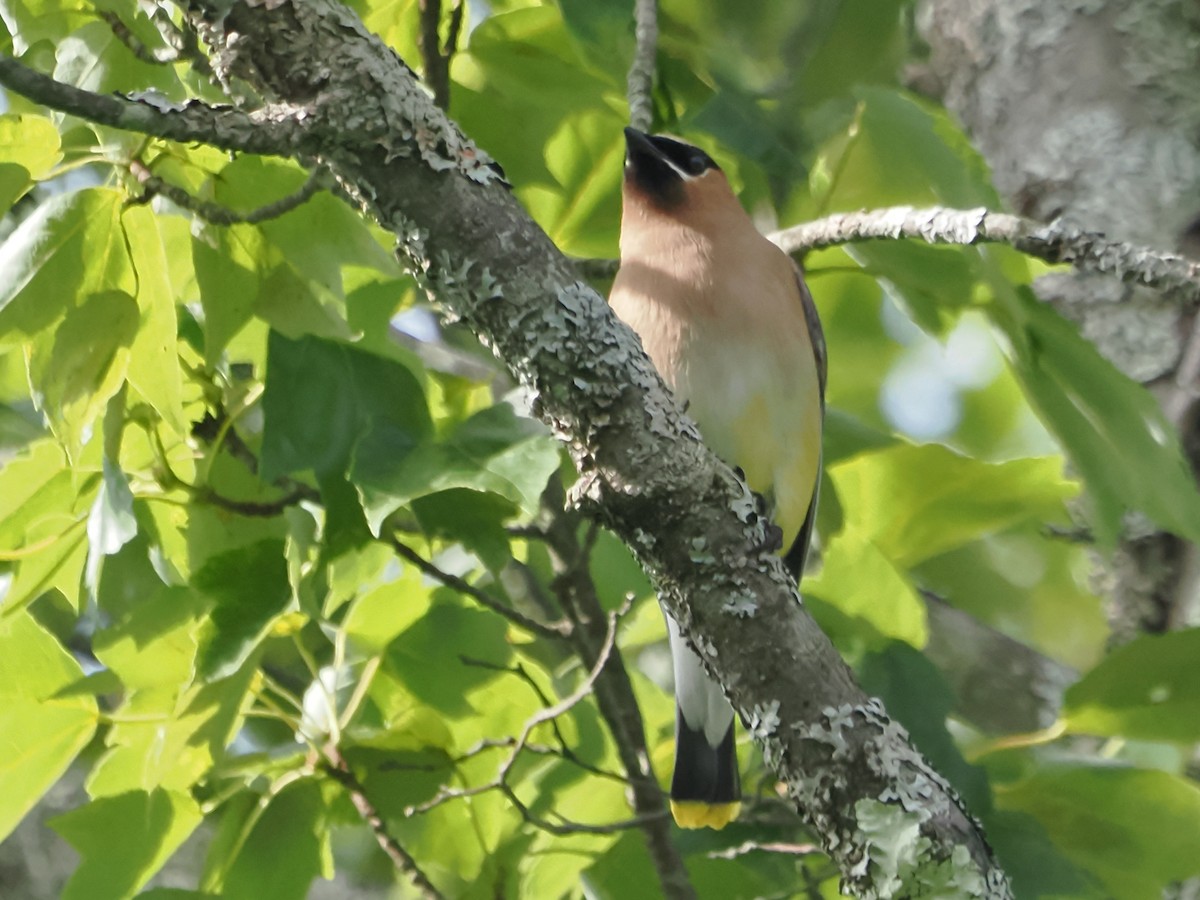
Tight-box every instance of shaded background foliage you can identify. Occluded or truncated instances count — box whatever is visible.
[1,0,1199,898]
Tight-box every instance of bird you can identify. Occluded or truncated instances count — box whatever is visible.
[608,127,827,830]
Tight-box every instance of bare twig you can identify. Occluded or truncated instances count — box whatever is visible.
[536,482,697,900]
[417,0,461,110]
[387,535,572,640]
[626,0,658,132]
[405,609,649,836]
[321,748,445,900]
[772,205,1200,305]
[128,159,328,224]
[458,654,628,782]
[100,11,181,64]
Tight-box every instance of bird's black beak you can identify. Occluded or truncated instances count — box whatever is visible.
[623,127,685,209]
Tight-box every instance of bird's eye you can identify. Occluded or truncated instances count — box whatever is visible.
[686,153,709,175]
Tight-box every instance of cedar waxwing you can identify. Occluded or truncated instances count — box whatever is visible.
[609,128,827,830]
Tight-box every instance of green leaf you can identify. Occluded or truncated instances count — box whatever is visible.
[378,593,511,718]
[84,456,137,594]
[0,188,127,343]
[212,156,398,288]
[0,610,97,842]
[822,407,898,466]
[52,789,203,900]
[191,226,263,364]
[804,529,927,648]
[203,780,329,900]
[984,809,1105,899]
[1062,628,1200,742]
[53,21,183,146]
[811,86,1000,212]
[342,557,435,655]
[27,289,139,454]
[122,205,186,435]
[997,763,1200,900]
[261,331,432,483]
[193,539,291,680]
[0,113,62,175]
[851,240,981,336]
[830,443,1075,567]
[535,108,626,257]
[992,283,1200,545]
[88,656,256,797]
[0,113,62,213]
[358,403,558,534]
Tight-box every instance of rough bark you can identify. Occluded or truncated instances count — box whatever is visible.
[918,0,1200,640]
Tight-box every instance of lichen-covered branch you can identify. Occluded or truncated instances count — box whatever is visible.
[771,205,1200,305]
[0,4,1011,895]
[627,0,658,132]
[0,57,305,155]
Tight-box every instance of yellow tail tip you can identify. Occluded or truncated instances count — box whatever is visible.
[670,800,741,830]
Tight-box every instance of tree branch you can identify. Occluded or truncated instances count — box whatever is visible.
[321,748,445,900]
[405,609,663,838]
[627,0,658,132]
[579,205,1200,308]
[417,0,452,110]
[536,485,697,900]
[0,57,307,156]
[1,5,1012,895]
[128,159,328,224]
[386,535,572,640]
[772,205,1200,305]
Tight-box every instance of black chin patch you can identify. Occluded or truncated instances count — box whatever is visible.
[624,128,719,210]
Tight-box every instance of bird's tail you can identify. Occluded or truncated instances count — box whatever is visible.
[665,613,741,829]
[670,710,741,829]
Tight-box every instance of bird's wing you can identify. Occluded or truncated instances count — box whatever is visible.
[783,260,826,580]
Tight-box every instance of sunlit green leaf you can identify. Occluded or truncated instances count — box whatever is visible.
[53,789,203,900]
[27,288,139,454]
[1063,629,1200,742]
[203,779,330,900]
[804,528,927,647]
[0,188,127,344]
[122,205,186,436]
[830,443,1075,567]
[0,610,97,842]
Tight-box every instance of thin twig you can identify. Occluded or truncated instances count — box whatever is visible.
[458,654,629,782]
[387,535,572,640]
[405,609,650,836]
[321,748,445,900]
[100,11,181,64]
[128,159,327,224]
[418,0,454,109]
[626,0,658,132]
[535,481,697,900]
[771,205,1200,305]
[0,56,303,155]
